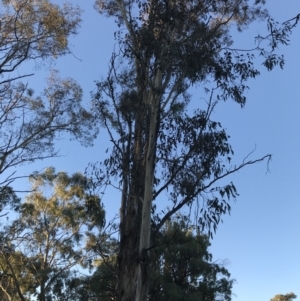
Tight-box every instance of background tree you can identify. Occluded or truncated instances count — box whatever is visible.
[78,217,233,301]
[67,237,119,301]
[0,0,81,84]
[148,218,233,301]
[0,168,105,301]
[0,71,98,189]
[90,1,292,300]
[0,0,98,193]
[270,293,297,301]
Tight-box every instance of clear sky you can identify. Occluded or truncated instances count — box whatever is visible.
[8,1,300,301]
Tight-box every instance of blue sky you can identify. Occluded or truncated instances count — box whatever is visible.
[7,1,300,301]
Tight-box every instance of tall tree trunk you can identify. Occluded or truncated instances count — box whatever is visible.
[117,103,146,301]
[117,66,162,301]
[135,69,162,301]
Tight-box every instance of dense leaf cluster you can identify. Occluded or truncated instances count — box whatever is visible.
[71,218,234,301]
[0,168,105,301]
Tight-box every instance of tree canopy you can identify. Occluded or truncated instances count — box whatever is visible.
[0,0,98,193]
[0,0,81,81]
[0,168,105,301]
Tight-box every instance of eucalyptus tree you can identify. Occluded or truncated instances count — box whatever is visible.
[0,168,105,301]
[90,1,293,300]
[0,0,81,83]
[0,0,97,191]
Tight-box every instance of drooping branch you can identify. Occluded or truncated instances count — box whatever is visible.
[155,154,271,234]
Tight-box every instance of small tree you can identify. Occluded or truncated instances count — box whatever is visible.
[0,168,105,301]
[271,293,297,301]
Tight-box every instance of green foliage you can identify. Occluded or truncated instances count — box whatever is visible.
[149,219,234,301]
[0,0,82,71]
[271,293,297,301]
[0,1,97,190]
[0,186,20,217]
[0,168,105,301]
[80,218,233,301]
